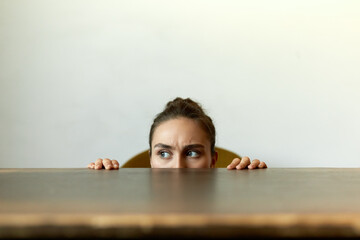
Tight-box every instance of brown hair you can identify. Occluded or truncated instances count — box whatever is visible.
[149,97,216,156]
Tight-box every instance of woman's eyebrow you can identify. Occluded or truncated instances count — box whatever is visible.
[154,143,173,149]
[184,144,205,149]
[153,144,204,150]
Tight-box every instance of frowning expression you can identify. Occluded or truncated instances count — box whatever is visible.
[150,117,217,168]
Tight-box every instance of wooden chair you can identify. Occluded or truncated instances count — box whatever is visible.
[121,147,241,168]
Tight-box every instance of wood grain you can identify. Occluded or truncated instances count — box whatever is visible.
[1,168,360,237]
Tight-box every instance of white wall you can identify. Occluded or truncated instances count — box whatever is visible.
[1,0,359,168]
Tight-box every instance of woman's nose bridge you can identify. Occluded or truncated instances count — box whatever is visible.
[173,155,186,168]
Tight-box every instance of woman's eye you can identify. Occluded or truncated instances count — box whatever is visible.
[160,151,171,158]
[187,151,199,158]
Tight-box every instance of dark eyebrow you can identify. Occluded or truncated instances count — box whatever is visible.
[184,144,205,150]
[154,143,173,149]
[153,143,205,150]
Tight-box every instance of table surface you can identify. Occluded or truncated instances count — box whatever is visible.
[1,168,360,238]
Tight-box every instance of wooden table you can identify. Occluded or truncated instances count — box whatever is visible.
[1,168,360,238]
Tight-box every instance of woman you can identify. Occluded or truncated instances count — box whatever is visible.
[88,97,267,170]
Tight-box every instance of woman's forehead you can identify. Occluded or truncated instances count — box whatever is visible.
[152,117,210,147]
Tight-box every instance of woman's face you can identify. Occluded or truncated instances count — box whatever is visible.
[150,117,217,168]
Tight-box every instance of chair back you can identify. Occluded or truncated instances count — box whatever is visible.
[121,147,240,168]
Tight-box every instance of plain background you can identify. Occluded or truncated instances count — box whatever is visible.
[1,0,359,168]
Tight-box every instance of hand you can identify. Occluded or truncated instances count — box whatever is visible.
[226,156,267,170]
[87,158,120,170]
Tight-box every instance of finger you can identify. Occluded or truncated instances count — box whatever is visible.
[248,159,260,169]
[112,160,119,169]
[95,158,103,170]
[87,162,95,169]
[227,158,241,169]
[237,156,251,169]
[259,161,267,168]
[103,158,113,170]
